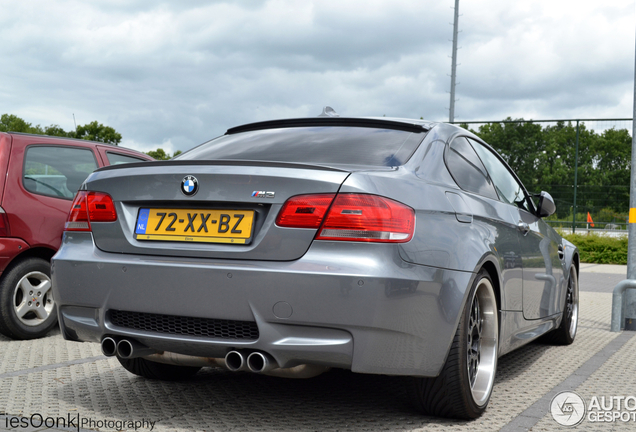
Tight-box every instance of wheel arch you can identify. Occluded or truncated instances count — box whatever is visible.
[1,246,56,276]
[572,252,580,277]
[472,254,502,314]
[479,260,502,314]
[471,254,503,343]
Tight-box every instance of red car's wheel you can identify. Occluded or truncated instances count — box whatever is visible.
[0,257,57,340]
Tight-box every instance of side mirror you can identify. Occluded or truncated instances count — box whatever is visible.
[537,191,556,218]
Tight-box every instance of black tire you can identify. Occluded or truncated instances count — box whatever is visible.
[117,357,201,380]
[408,270,499,419]
[544,265,578,345]
[0,257,57,340]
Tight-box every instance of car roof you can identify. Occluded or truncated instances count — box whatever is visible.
[1,131,150,158]
[4,131,118,145]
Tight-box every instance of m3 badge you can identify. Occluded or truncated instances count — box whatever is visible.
[251,191,275,198]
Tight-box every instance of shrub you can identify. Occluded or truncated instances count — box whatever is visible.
[561,233,627,265]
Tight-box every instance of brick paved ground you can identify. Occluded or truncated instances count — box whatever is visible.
[0,265,633,431]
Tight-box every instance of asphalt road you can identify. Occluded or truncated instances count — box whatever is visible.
[579,263,626,293]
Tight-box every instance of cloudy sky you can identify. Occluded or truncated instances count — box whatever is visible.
[1,0,634,154]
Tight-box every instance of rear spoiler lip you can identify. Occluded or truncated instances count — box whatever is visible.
[94,159,351,173]
[226,117,430,135]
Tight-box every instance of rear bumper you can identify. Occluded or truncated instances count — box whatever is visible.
[52,232,474,377]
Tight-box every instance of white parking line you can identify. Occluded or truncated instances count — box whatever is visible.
[0,356,106,380]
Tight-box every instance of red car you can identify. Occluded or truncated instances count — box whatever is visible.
[0,132,154,339]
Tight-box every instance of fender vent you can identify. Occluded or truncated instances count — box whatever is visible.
[108,310,259,340]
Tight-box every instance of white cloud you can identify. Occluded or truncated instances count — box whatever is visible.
[0,0,634,153]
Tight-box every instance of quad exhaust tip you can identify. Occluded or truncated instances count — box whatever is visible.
[102,343,329,378]
[101,337,118,357]
[225,350,247,371]
[116,339,156,359]
[247,351,276,373]
[116,339,135,358]
[225,350,278,373]
[101,337,156,359]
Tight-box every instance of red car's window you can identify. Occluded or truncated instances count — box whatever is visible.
[23,146,98,199]
[106,152,146,165]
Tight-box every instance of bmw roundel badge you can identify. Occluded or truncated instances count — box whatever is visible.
[181,175,198,196]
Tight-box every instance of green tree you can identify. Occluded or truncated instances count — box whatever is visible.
[73,121,122,145]
[468,119,631,219]
[146,148,169,160]
[145,148,182,160]
[44,124,70,137]
[0,114,38,133]
[1,114,123,145]
[474,118,546,191]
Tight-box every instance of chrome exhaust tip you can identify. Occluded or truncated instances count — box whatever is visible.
[247,352,277,373]
[225,350,247,371]
[101,337,118,357]
[116,339,156,359]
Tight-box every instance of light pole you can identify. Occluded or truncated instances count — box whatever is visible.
[449,0,460,123]
[611,19,636,332]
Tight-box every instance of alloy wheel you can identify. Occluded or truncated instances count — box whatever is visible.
[12,271,54,327]
[466,277,498,407]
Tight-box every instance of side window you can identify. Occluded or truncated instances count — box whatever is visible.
[23,146,98,199]
[469,139,533,213]
[445,137,498,200]
[107,152,146,165]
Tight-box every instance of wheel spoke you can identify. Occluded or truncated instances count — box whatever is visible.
[15,300,31,318]
[19,277,35,293]
[32,304,49,320]
[565,276,574,320]
[37,279,52,296]
[467,293,483,387]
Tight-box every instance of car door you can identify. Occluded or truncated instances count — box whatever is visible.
[469,138,564,319]
[517,210,565,318]
[443,136,524,312]
[5,141,100,250]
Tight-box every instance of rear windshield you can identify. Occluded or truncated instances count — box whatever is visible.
[177,127,425,167]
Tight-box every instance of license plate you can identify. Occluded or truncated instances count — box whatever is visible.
[134,208,255,244]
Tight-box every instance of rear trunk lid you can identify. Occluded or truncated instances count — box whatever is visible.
[84,160,350,261]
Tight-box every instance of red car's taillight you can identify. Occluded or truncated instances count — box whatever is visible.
[65,191,117,231]
[0,206,10,237]
[276,193,414,243]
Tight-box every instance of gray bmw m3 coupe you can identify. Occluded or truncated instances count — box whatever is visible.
[52,111,579,419]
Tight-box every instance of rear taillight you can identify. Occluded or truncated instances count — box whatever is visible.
[275,194,336,228]
[276,193,414,243]
[0,206,10,237]
[65,191,117,231]
[317,194,414,243]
